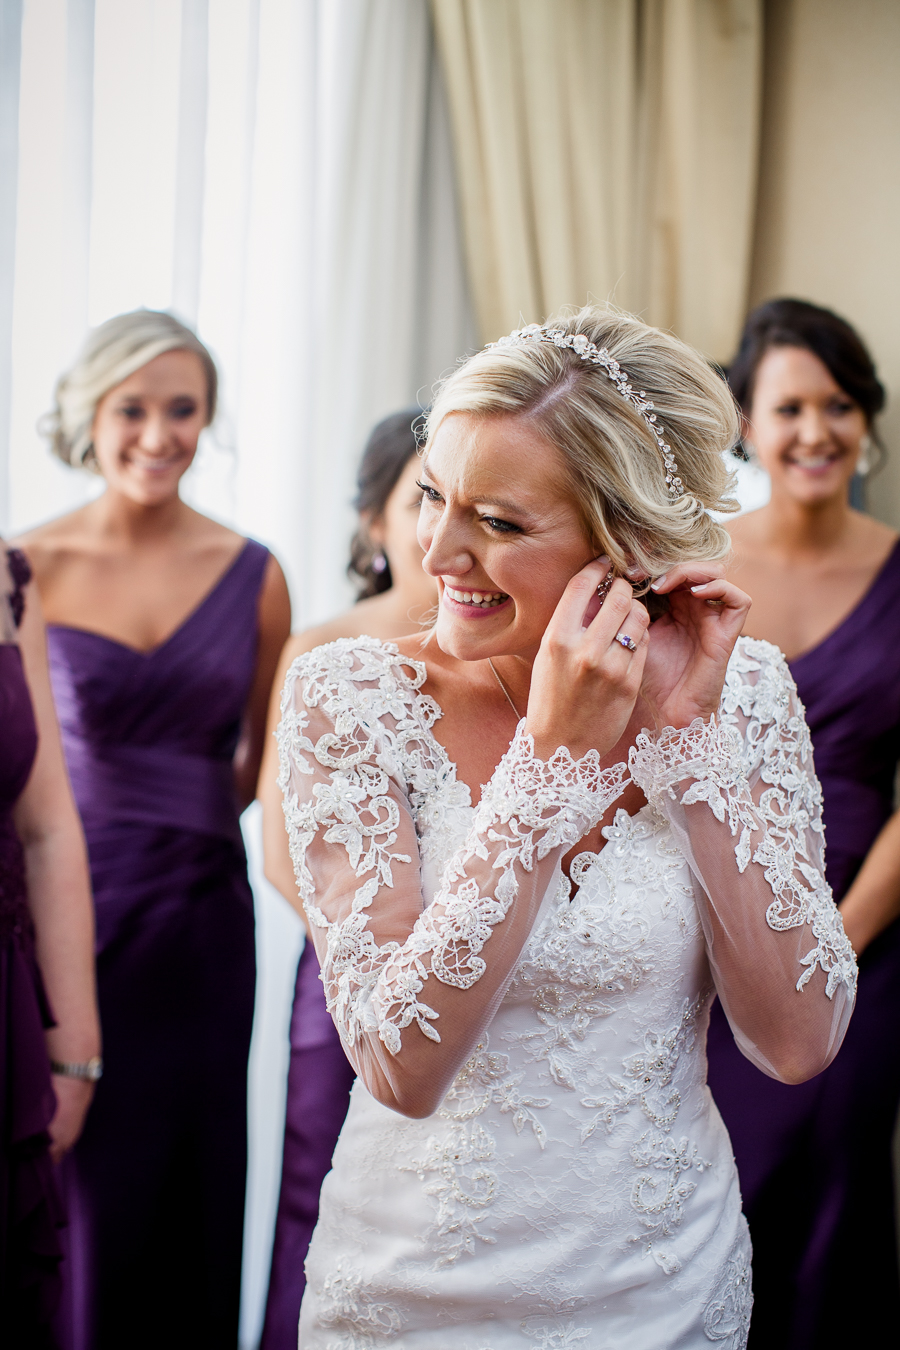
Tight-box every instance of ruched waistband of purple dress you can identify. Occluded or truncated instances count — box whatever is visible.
[63,736,244,846]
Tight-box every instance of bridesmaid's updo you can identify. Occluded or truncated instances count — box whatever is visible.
[348,409,425,598]
[426,305,739,579]
[43,309,218,471]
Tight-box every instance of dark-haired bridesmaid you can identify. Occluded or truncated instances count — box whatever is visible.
[17,310,291,1349]
[257,409,436,1350]
[707,297,900,1348]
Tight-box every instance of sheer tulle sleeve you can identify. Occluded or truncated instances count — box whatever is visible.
[629,636,857,1083]
[276,638,629,1118]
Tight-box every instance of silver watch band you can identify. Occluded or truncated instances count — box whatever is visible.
[49,1056,103,1082]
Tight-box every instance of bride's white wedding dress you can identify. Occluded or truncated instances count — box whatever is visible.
[277,636,856,1349]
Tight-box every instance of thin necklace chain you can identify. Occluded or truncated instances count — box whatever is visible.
[487,574,614,723]
[488,658,522,719]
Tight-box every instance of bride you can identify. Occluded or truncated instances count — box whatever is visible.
[277,308,856,1348]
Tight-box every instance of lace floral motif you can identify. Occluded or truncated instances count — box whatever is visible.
[278,640,629,1057]
[580,996,705,1141]
[520,1317,591,1347]
[629,640,857,1002]
[630,1132,713,1273]
[401,1039,550,1265]
[703,1230,753,1346]
[510,810,696,1109]
[631,718,754,865]
[290,636,850,1346]
[317,1259,403,1348]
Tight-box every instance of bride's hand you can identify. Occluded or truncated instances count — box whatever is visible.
[525,559,650,761]
[640,563,751,731]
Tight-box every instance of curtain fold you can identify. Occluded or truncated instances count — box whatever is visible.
[2,0,475,627]
[635,0,763,360]
[0,0,24,528]
[432,0,762,361]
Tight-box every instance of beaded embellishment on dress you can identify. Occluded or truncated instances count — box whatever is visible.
[278,635,855,1348]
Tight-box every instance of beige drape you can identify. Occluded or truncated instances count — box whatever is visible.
[431,0,763,362]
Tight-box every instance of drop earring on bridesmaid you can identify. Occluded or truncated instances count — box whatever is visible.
[857,434,873,476]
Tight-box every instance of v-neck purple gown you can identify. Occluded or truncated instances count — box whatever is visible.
[1,549,66,1347]
[707,538,900,1348]
[49,540,268,1350]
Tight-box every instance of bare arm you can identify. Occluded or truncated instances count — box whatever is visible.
[233,554,292,812]
[12,579,100,1161]
[839,807,900,956]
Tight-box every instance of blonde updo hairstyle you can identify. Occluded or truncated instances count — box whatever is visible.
[425,306,740,579]
[43,309,218,472]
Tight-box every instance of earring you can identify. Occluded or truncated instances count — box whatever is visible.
[371,552,388,574]
[856,435,872,477]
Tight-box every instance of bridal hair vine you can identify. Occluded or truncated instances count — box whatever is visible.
[489,323,685,499]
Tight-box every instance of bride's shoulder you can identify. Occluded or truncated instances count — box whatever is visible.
[287,633,425,681]
[282,634,434,722]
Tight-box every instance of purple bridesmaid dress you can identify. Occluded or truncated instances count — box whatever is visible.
[1,550,66,1348]
[259,941,354,1350]
[707,538,900,1347]
[48,540,268,1350]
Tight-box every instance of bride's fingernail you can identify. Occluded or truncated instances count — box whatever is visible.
[690,583,709,593]
[650,574,668,591]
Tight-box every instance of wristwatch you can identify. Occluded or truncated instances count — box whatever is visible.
[50,1056,103,1082]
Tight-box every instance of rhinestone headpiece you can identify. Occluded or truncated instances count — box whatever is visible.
[489,323,685,499]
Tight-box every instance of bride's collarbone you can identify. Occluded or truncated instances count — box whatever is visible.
[414,649,648,842]
[422,697,647,869]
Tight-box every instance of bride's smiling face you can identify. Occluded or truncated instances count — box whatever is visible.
[418,412,596,663]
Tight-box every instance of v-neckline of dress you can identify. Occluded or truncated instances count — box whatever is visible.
[788,536,900,670]
[395,644,638,868]
[46,539,252,659]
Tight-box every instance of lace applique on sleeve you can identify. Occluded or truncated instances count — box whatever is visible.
[277,638,629,1114]
[629,637,856,1082]
[374,723,630,1046]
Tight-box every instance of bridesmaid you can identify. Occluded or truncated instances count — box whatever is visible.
[17,311,291,1349]
[706,297,900,1348]
[257,409,436,1350]
[1,543,99,1348]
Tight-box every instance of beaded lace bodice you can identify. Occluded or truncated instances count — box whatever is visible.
[278,635,856,1349]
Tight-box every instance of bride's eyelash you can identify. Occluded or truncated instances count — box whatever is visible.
[416,482,520,534]
[480,515,521,534]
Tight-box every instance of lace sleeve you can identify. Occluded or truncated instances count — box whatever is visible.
[277,638,629,1117]
[629,637,856,1084]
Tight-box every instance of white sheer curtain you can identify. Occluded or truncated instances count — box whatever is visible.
[0,2,475,1344]
[2,0,475,618]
